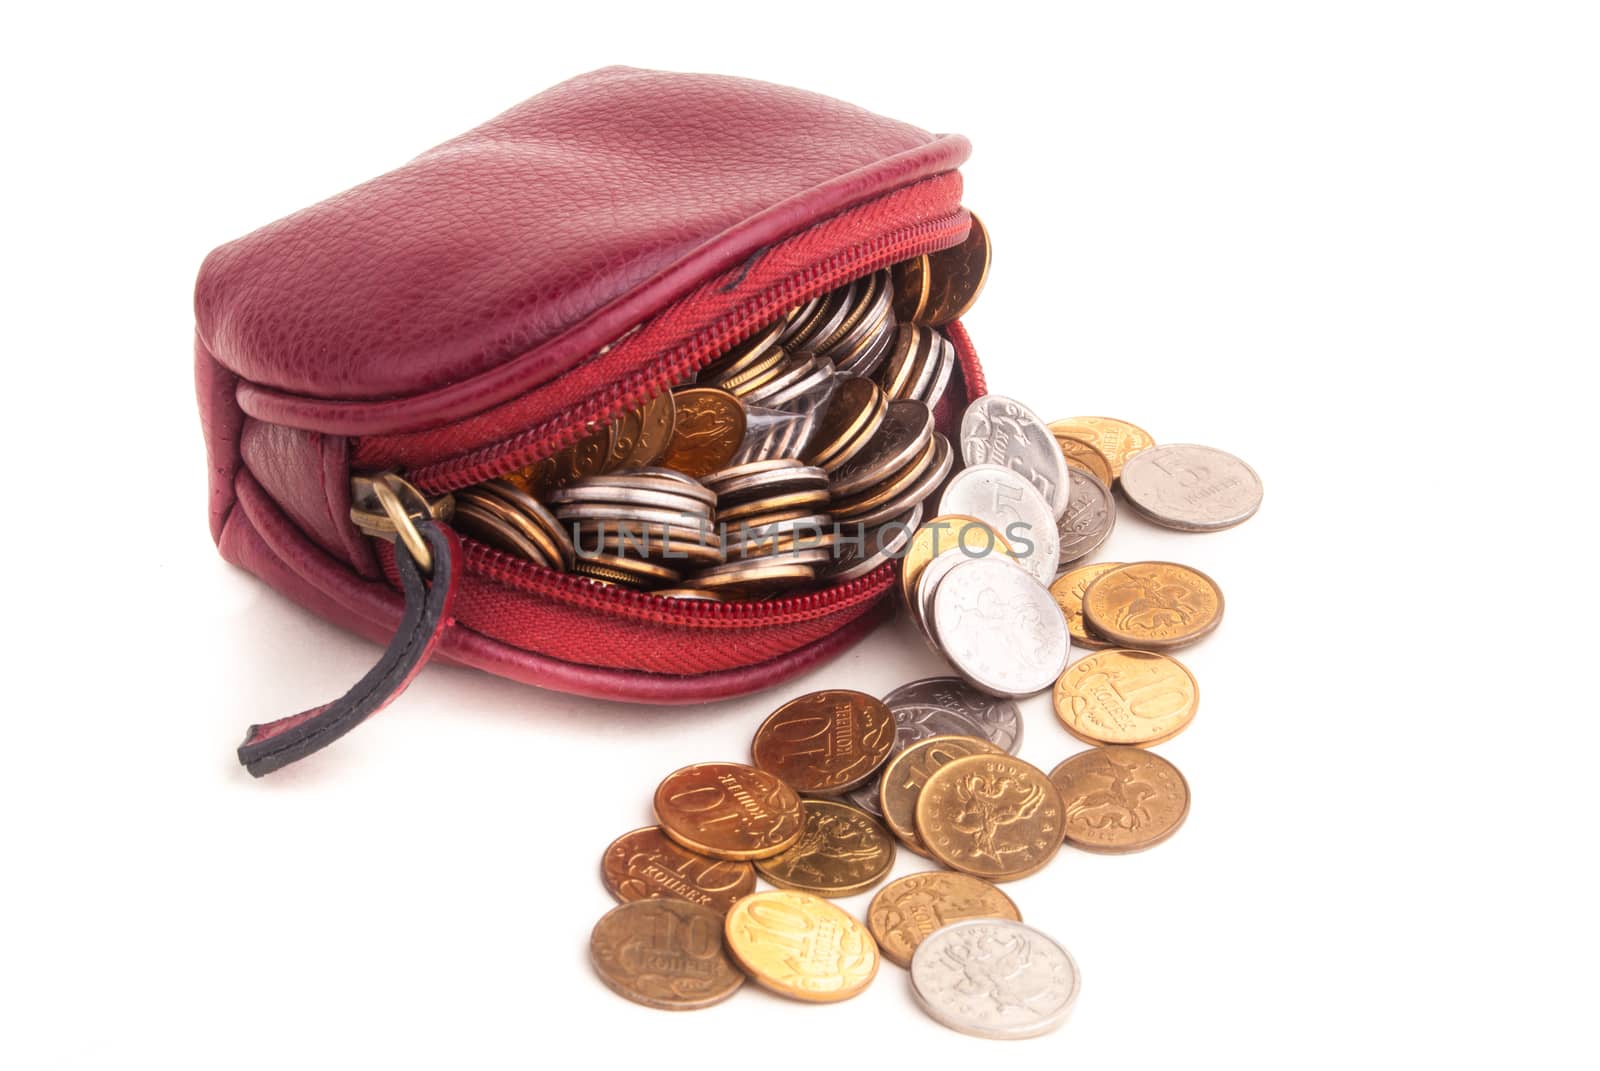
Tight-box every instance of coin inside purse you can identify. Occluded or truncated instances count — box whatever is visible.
[380,218,990,608]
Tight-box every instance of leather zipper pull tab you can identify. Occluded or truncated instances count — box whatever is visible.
[237,475,459,778]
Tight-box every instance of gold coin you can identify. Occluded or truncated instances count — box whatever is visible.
[715,488,831,524]
[878,734,1003,856]
[866,871,1021,969]
[804,376,882,467]
[1081,560,1224,650]
[1048,562,1124,650]
[601,826,756,915]
[1052,648,1199,747]
[1049,747,1191,853]
[590,899,744,1010]
[653,762,804,860]
[891,255,931,323]
[915,753,1065,882]
[1052,433,1114,486]
[899,515,1013,608]
[753,799,896,897]
[920,212,991,325]
[751,689,896,795]
[679,560,814,599]
[628,392,678,467]
[723,890,880,1002]
[700,320,785,382]
[571,552,680,587]
[717,345,788,394]
[659,388,746,478]
[506,422,613,495]
[1049,416,1155,480]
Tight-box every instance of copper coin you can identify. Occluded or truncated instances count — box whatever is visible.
[751,689,896,795]
[804,377,882,467]
[753,799,897,897]
[878,734,1003,857]
[1052,648,1200,748]
[571,552,680,587]
[1049,416,1155,481]
[920,212,992,325]
[506,422,613,495]
[450,501,554,566]
[658,388,746,478]
[699,319,785,382]
[878,323,925,400]
[455,489,564,567]
[716,488,830,524]
[915,753,1065,882]
[1049,748,1191,853]
[679,560,815,599]
[891,254,932,323]
[724,890,880,1002]
[1053,432,1115,487]
[1080,561,1224,650]
[653,762,804,860]
[628,392,678,468]
[1048,562,1124,650]
[601,826,756,915]
[867,872,1021,969]
[480,479,575,568]
[590,899,744,1010]
[830,434,937,520]
[828,399,935,498]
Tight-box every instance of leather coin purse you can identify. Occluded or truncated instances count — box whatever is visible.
[195,67,986,775]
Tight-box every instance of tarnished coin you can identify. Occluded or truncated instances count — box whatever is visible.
[451,500,555,566]
[938,465,1060,584]
[653,762,804,860]
[804,376,882,468]
[824,504,922,583]
[846,433,952,529]
[659,388,746,478]
[843,696,986,819]
[915,753,1065,881]
[1053,432,1114,486]
[590,899,744,1010]
[879,734,1004,856]
[751,690,896,795]
[899,514,1013,609]
[1049,416,1155,481]
[723,890,880,1002]
[920,213,992,325]
[481,479,576,568]
[909,919,1080,1038]
[1053,648,1200,748]
[959,395,1071,518]
[1119,443,1264,531]
[827,400,936,498]
[878,677,1022,753]
[1057,467,1116,567]
[867,872,1022,969]
[1048,562,1124,650]
[1049,748,1191,852]
[891,254,931,322]
[1081,561,1224,650]
[601,826,756,915]
[931,558,1071,698]
[753,799,896,897]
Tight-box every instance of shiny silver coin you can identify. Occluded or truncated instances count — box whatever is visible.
[930,558,1071,698]
[836,316,897,379]
[553,503,713,529]
[881,677,1022,754]
[815,271,889,356]
[1119,443,1264,531]
[714,463,829,504]
[825,503,922,582]
[958,395,1072,518]
[843,688,987,817]
[912,548,978,653]
[544,483,714,515]
[701,458,805,490]
[558,472,716,508]
[1056,467,1116,568]
[917,331,958,409]
[740,354,818,406]
[902,325,945,404]
[778,295,826,348]
[793,282,858,355]
[910,919,1081,1040]
[828,400,936,498]
[849,434,953,529]
[758,359,836,410]
[938,464,1061,584]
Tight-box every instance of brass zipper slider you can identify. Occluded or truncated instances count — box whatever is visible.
[350,471,455,574]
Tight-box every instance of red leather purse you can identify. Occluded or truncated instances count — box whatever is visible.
[195,67,986,774]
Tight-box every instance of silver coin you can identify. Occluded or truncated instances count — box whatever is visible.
[1119,443,1264,531]
[909,919,1081,1040]
[824,504,922,582]
[828,400,935,498]
[913,549,976,652]
[724,512,833,542]
[881,677,1022,753]
[1056,467,1116,568]
[739,354,817,406]
[844,689,986,817]
[565,472,717,508]
[930,558,1071,698]
[837,315,897,379]
[958,395,1071,518]
[938,464,1061,584]
[701,458,804,489]
[759,360,836,410]
[795,281,859,355]
[917,331,957,409]
[553,503,712,529]
[544,483,714,515]
[713,464,829,503]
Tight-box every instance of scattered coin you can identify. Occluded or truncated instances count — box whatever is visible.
[930,557,1071,698]
[937,465,1060,584]
[909,919,1080,1038]
[899,514,1012,608]
[880,734,1004,856]
[653,762,804,860]
[879,677,1023,753]
[1048,561,1124,650]
[1049,416,1155,481]
[959,395,1071,518]
[866,872,1022,969]
[1056,467,1116,567]
[1052,648,1200,748]
[505,421,613,495]
[919,212,991,325]
[1119,443,1264,531]
[1052,432,1114,486]
[1049,747,1191,852]
[590,899,745,1010]
[750,690,896,795]
[1081,560,1225,650]
[843,691,988,819]
[723,890,881,1002]
[753,799,897,897]
[659,387,747,477]
[601,826,756,915]
[916,753,1066,882]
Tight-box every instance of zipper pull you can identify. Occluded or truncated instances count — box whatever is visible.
[237,473,460,777]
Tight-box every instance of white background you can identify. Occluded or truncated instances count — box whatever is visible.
[4,2,1596,1067]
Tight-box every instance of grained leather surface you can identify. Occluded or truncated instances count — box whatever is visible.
[239,418,377,576]
[197,66,969,434]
